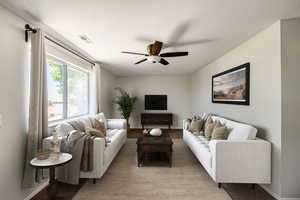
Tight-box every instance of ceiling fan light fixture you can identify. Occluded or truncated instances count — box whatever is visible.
[147,56,161,63]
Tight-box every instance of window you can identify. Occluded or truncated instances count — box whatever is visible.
[47,56,89,122]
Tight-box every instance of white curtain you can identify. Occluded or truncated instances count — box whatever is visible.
[95,63,101,113]
[89,63,100,115]
[22,30,48,187]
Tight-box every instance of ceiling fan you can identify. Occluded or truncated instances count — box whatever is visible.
[121,41,188,65]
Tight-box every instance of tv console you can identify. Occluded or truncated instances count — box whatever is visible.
[141,113,173,129]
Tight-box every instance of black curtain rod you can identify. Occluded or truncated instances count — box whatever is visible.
[25,24,95,66]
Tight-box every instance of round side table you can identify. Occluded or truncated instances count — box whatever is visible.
[30,153,72,199]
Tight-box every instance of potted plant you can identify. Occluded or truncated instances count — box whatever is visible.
[113,87,138,129]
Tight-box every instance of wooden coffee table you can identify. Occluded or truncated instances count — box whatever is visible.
[136,131,173,167]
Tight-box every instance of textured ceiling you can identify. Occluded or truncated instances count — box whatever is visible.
[1,0,300,76]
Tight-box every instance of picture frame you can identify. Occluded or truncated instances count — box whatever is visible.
[212,63,250,105]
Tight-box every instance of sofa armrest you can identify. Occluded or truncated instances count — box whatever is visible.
[79,137,106,179]
[209,139,271,184]
[107,119,127,130]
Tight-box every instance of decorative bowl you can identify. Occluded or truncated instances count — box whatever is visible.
[149,128,162,136]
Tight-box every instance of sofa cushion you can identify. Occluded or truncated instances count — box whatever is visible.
[227,124,257,140]
[55,122,74,137]
[107,129,119,138]
[104,129,125,165]
[198,135,209,145]
[197,142,212,169]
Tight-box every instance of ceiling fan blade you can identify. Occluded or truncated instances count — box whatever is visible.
[135,58,147,64]
[159,58,169,65]
[160,52,188,57]
[164,39,215,48]
[167,21,190,46]
[136,36,156,43]
[122,51,148,56]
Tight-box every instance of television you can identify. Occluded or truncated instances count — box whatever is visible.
[145,95,167,110]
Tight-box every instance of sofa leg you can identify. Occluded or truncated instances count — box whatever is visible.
[93,178,96,184]
[218,183,222,188]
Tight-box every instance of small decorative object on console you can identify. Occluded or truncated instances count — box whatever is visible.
[50,132,61,160]
[143,129,149,136]
[36,150,51,160]
[149,128,162,136]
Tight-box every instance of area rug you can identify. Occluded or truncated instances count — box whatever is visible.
[73,139,232,200]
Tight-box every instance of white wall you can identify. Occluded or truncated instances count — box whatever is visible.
[190,22,282,198]
[281,18,300,199]
[115,75,192,128]
[0,6,47,200]
[100,66,117,118]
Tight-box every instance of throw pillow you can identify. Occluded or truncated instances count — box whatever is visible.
[55,123,74,137]
[204,117,213,130]
[188,118,204,133]
[214,120,222,128]
[94,120,107,134]
[96,113,108,129]
[211,126,228,140]
[80,117,93,131]
[69,120,86,132]
[204,120,216,139]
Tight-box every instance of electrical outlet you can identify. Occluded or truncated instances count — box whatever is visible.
[0,114,3,128]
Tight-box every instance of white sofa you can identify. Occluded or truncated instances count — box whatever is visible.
[44,114,127,183]
[183,115,271,187]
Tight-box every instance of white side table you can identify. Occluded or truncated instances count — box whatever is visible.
[30,153,72,199]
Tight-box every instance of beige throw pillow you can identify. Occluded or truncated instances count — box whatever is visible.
[69,120,85,132]
[204,117,213,130]
[211,126,228,140]
[188,119,204,133]
[204,122,215,139]
[94,120,106,134]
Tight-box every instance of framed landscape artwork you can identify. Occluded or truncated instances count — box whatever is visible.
[212,63,250,105]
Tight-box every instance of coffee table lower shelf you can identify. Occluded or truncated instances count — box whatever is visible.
[136,132,173,168]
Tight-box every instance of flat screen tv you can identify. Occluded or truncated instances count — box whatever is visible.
[145,95,167,110]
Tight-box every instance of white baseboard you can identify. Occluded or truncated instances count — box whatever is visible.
[281,198,300,200]
[259,184,281,199]
[24,179,49,200]
[259,184,300,200]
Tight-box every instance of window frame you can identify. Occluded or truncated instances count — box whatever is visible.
[47,54,90,123]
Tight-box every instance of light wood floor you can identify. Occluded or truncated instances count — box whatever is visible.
[32,128,275,200]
